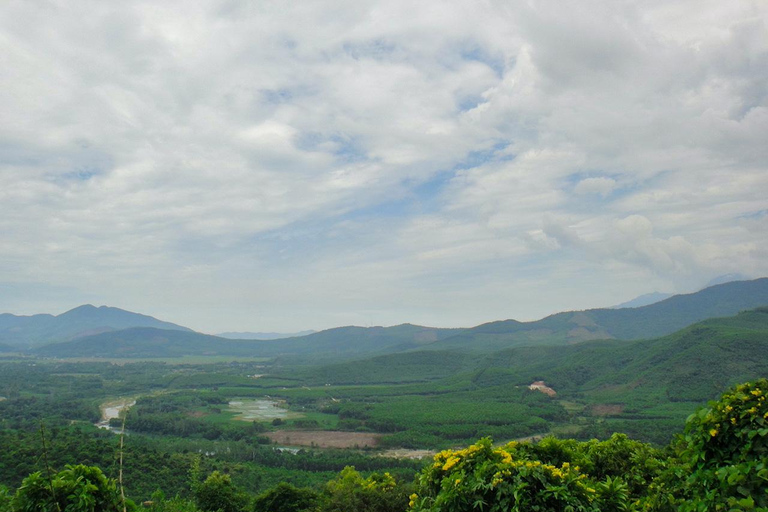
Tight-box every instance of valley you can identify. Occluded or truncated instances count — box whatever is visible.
[0,278,767,508]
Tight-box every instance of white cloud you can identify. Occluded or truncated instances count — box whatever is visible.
[0,0,766,331]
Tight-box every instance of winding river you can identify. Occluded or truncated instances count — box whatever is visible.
[95,399,135,432]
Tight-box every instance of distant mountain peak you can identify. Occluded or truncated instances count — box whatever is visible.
[611,292,673,309]
[705,273,750,288]
[0,304,193,348]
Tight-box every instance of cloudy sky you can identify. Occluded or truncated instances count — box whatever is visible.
[1,0,766,333]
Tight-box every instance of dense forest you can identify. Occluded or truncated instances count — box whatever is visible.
[0,379,765,511]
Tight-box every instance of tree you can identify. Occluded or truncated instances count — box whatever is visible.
[320,466,408,512]
[12,464,133,512]
[252,483,317,512]
[194,472,249,512]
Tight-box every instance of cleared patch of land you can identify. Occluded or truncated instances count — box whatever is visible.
[380,448,435,459]
[590,404,625,416]
[265,430,381,448]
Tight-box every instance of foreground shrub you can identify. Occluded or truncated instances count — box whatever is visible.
[321,466,408,512]
[194,471,249,512]
[253,482,317,512]
[675,379,768,511]
[12,464,133,512]
[410,438,605,512]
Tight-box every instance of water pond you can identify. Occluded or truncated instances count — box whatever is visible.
[227,399,302,421]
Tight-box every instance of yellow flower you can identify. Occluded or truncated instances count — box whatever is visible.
[731,417,737,424]
[751,389,762,396]
[709,428,718,437]
[454,478,461,486]
[443,456,459,471]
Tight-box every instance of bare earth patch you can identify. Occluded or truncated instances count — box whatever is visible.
[380,449,435,459]
[529,381,557,397]
[265,430,381,448]
[590,404,625,416]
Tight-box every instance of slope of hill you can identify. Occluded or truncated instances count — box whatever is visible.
[0,305,192,348]
[216,330,316,340]
[424,278,768,352]
[276,307,768,444]
[33,327,248,358]
[480,306,768,401]
[34,323,464,360]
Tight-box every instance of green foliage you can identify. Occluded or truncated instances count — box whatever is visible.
[11,464,133,512]
[0,486,11,512]
[194,472,249,512]
[147,490,200,512]
[252,483,317,512]
[674,379,768,511]
[320,467,409,512]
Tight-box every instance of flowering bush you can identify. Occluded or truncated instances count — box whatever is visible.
[410,438,607,512]
[675,379,768,511]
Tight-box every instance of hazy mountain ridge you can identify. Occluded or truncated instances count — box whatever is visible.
[216,330,316,340]
[424,278,768,352]
[0,304,192,348]
[17,277,768,359]
[34,323,465,360]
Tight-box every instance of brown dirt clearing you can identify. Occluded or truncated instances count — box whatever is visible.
[590,404,625,416]
[265,430,381,448]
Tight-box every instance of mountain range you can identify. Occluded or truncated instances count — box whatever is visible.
[3,277,764,360]
[0,304,190,349]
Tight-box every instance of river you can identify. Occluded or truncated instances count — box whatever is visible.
[95,399,136,432]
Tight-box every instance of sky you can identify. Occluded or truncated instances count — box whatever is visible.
[1,0,767,333]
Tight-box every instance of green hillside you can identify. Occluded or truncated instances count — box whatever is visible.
[425,277,768,352]
[276,307,768,445]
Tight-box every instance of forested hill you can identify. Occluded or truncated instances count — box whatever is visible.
[0,304,192,348]
[477,306,768,403]
[34,323,462,360]
[423,277,768,352]
[294,307,768,396]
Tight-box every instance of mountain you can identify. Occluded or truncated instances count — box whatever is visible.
[216,330,316,340]
[423,277,768,353]
[35,323,464,360]
[705,273,750,288]
[295,307,768,396]
[283,307,768,444]
[0,305,192,348]
[611,292,673,309]
[34,327,252,358]
[480,306,768,401]
[23,278,768,359]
